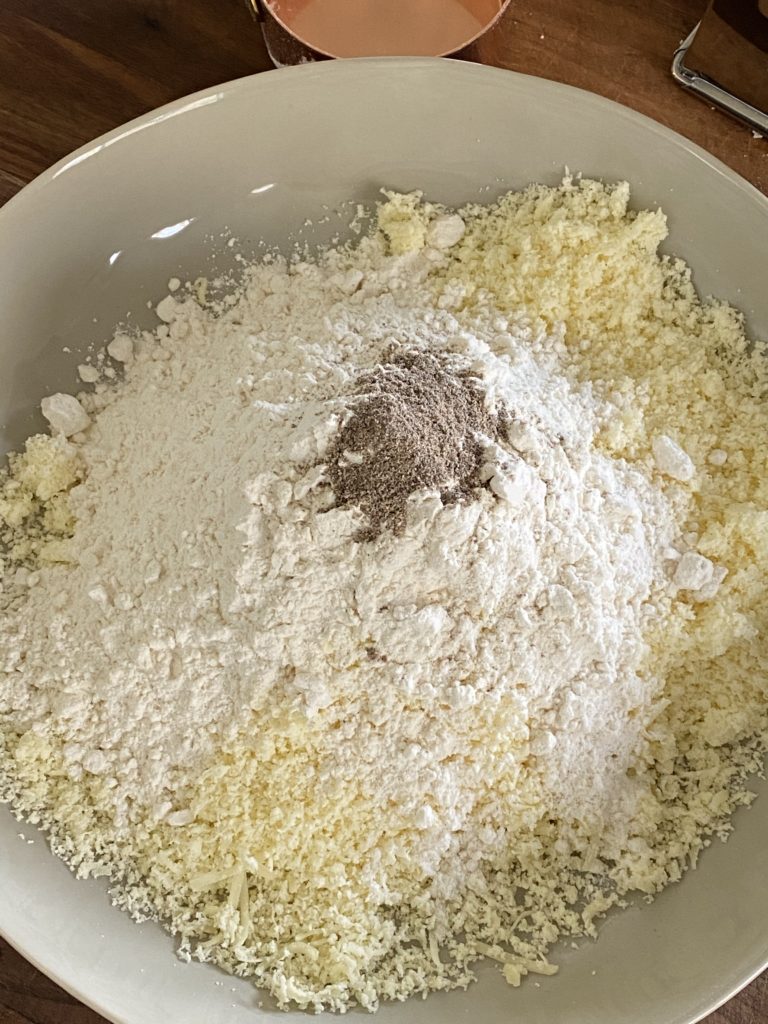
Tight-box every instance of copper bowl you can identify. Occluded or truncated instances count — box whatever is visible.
[248,0,511,65]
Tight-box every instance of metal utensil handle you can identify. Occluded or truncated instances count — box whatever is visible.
[244,0,266,22]
[672,24,768,136]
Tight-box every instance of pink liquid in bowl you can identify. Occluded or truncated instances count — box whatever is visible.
[267,0,506,58]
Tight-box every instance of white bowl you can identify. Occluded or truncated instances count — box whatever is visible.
[1,58,766,1024]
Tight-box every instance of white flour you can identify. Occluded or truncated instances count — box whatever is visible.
[2,181,762,1012]
[2,229,678,873]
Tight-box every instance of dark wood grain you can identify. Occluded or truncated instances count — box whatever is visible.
[0,0,267,206]
[0,1,766,1022]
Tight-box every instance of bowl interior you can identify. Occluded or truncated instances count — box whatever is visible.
[1,59,767,1024]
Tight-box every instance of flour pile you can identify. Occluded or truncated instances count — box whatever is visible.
[1,179,767,1013]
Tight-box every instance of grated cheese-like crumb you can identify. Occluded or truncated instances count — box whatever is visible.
[424,176,768,895]
[377,190,431,255]
[0,435,82,567]
[2,179,767,1012]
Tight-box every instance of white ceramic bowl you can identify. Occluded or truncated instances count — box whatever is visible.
[1,59,766,1024]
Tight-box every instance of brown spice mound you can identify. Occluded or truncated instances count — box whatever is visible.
[327,350,506,538]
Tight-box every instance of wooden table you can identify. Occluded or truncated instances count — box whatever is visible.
[0,1,765,1022]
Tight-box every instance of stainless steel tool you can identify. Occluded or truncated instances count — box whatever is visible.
[672,0,768,135]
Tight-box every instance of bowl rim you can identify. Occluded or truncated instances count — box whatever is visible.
[2,57,766,223]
